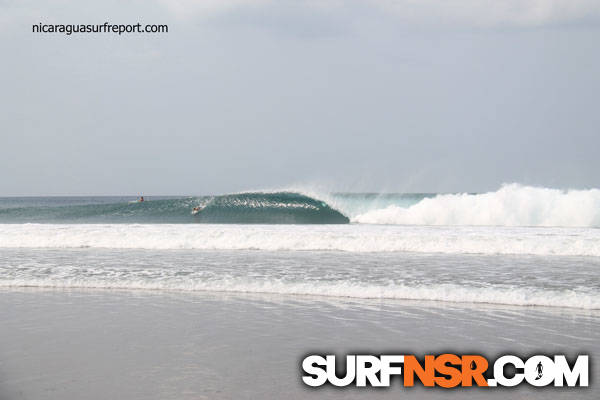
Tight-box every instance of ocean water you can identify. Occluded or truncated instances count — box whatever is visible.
[1,184,599,398]
[1,184,600,310]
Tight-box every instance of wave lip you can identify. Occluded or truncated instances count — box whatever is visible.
[353,184,600,227]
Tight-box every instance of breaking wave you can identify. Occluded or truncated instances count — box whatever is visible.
[352,184,600,227]
[1,184,599,227]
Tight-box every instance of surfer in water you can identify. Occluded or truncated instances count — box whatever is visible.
[139,196,144,202]
[192,206,202,214]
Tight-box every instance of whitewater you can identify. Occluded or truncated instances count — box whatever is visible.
[2,224,599,256]
[1,184,599,311]
[349,184,600,227]
[2,248,599,310]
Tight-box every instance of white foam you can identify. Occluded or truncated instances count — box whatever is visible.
[1,223,599,256]
[1,278,597,310]
[353,184,600,227]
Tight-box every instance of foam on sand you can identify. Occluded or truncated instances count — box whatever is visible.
[2,277,598,310]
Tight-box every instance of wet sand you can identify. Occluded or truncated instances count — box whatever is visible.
[1,289,598,399]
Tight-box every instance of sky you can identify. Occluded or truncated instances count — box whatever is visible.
[1,0,600,195]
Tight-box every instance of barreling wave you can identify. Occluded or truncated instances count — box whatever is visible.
[0,192,349,224]
[352,184,600,227]
[2,278,597,310]
[1,184,599,227]
[194,192,348,224]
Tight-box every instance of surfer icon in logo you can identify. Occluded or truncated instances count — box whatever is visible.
[535,361,543,380]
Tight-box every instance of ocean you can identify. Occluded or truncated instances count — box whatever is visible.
[1,184,599,399]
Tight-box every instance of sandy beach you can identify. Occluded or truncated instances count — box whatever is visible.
[1,288,597,400]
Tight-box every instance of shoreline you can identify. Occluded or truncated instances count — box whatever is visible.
[2,285,600,312]
[1,288,598,399]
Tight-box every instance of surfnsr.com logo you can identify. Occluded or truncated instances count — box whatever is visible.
[302,354,589,388]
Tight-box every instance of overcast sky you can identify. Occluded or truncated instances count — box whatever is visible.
[1,0,599,195]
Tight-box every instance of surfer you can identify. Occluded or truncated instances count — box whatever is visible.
[535,361,543,380]
[192,206,202,214]
[139,196,144,202]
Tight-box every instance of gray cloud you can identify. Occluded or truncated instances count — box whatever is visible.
[158,0,600,27]
[1,1,599,195]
